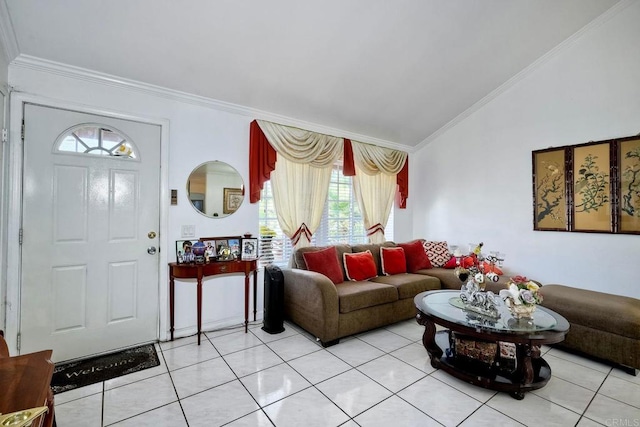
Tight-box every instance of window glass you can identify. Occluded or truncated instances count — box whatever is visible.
[259,163,394,267]
[55,125,137,159]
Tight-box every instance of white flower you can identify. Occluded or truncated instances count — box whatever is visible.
[499,284,522,305]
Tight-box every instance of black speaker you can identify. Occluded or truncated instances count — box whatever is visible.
[262,265,285,334]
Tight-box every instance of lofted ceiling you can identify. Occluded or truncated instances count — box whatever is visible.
[3,0,620,148]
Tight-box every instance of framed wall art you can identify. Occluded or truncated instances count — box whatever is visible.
[533,148,568,231]
[617,136,640,234]
[223,188,244,214]
[571,142,612,233]
[533,133,640,235]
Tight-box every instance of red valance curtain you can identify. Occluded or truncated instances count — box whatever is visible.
[250,123,409,208]
[344,138,409,209]
[249,120,277,203]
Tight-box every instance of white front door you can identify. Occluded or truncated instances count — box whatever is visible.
[20,103,161,362]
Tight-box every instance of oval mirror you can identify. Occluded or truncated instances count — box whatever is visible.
[187,161,245,218]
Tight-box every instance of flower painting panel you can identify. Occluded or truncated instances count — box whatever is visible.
[533,149,568,230]
[572,142,612,232]
[618,137,640,234]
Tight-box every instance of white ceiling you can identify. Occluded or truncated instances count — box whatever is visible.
[3,0,620,148]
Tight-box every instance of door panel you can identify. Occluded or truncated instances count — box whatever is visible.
[20,103,161,362]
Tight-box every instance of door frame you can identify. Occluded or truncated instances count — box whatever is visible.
[5,93,170,355]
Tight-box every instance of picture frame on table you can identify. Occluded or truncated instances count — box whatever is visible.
[228,238,241,258]
[571,141,613,233]
[223,188,244,214]
[176,239,195,264]
[241,238,258,260]
[532,147,569,231]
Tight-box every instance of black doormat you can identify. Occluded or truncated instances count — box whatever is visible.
[51,344,160,394]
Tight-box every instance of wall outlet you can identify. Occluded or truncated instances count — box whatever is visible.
[181,225,195,238]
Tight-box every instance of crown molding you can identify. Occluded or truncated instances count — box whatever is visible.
[0,0,19,62]
[11,54,412,153]
[415,0,634,151]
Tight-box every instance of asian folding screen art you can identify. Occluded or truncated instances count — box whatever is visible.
[533,135,640,234]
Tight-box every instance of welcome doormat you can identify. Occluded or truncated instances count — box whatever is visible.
[51,344,160,394]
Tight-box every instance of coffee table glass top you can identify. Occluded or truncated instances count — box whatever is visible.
[418,290,561,333]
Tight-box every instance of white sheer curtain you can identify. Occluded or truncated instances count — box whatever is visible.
[351,141,407,243]
[257,120,342,248]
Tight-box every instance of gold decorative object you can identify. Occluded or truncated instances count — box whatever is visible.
[0,407,48,427]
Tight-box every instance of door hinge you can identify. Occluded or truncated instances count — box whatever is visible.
[19,228,23,245]
[21,119,25,141]
[16,332,21,351]
[1,128,7,142]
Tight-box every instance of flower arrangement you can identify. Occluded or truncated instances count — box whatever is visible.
[499,276,542,319]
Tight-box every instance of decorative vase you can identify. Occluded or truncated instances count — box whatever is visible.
[507,302,537,319]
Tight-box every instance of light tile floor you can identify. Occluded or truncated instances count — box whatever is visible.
[55,320,640,426]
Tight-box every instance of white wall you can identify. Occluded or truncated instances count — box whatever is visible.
[412,2,640,298]
[8,64,264,338]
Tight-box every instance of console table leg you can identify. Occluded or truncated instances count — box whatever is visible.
[417,313,441,368]
[169,277,175,341]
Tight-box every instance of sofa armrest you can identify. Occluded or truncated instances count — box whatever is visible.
[282,268,340,344]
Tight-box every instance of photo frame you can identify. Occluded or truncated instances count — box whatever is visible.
[241,238,258,260]
[223,188,244,214]
[617,137,640,234]
[176,239,195,264]
[571,142,612,233]
[532,148,569,231]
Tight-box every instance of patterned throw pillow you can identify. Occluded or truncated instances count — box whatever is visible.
[380,247,407,275]
[423,241,451,268]
[343,250,378,281]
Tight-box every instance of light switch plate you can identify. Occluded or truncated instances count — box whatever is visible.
[181,225,195,238]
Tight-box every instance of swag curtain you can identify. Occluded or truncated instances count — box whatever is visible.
[256,120,342,248]
[348,140,408,243]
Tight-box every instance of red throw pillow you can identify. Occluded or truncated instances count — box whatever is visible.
[398,240,432,273]
[302,247,344,285]
[462,254,477,268]
[343,250,378,281]
[380,247,407,275]
[481,261,504,275]
[443,256,458,269]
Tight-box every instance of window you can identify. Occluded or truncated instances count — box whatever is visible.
[56,124,137,159]
[258,164,394,267]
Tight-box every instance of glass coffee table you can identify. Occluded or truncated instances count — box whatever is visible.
[414,290,570,399]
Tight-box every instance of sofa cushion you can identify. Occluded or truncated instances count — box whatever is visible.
[335,281,398,313]
[371,274,441,299]
[302,246,344,285]
[423,240,451,267]
[344,250,378,281]
[398,240,432,273]
[380,247,407,275]
[352,242,396,275]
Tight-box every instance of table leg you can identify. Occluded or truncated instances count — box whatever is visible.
[416,312,442,368]
[197,276,202,345]
[169,276,175,341]
[253,269,258,321]
[244,272,250,333]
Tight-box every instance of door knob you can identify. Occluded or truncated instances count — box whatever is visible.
[147,246,157,255]
[148,231,157,239]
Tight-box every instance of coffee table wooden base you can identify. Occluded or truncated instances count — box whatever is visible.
[417,314,551,400]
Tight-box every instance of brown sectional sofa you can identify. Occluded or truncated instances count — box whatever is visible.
[541,285,640,373]
[282,242,510,346]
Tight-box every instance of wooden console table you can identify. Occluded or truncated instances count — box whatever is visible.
[0,349,55,427]
[169,260,258,344]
